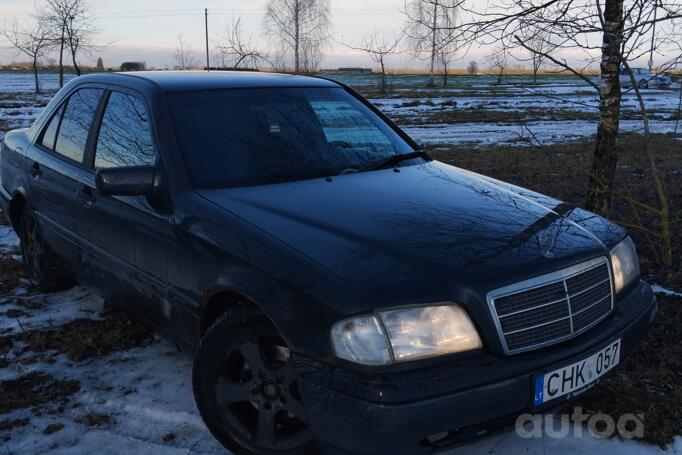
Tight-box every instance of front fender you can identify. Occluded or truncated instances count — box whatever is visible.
[167,194,370,362]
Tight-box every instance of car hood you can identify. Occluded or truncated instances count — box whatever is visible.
[198,161,624,308]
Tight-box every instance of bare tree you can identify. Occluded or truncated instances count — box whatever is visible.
[611,4,682,272]
[44,0,82,86]
[487,47,507,85]
[301,38,323,72]
[343,31,403,94]
[1,18,53,93]
[439,48,453,85]
[518,28,555,85]
[467,60,478,74]
[403,0,463,87]
[174,35,196,70]
[438,13,460,86]
[448,0,682,216]
[215,18,268,69]
[270,41,290,72]
[264,0,331,73]
[64,5,100,76]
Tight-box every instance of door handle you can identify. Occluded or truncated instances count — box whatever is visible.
[79,185,96,208]
[30,162,41,177]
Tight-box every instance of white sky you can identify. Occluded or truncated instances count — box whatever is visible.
[0,0,666,70]
[0,0,426,68]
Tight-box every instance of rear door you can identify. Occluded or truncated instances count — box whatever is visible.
[77,88,170,324]
[26,87,104,268]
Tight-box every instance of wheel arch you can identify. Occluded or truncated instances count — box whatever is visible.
[199,286,279,338]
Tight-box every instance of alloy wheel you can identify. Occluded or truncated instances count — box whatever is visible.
[216,332,312,451]
[20,214,45,284]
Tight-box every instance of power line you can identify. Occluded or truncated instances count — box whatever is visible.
[0,6,402,19]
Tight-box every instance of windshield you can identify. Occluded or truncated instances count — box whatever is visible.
[168,87,415,188]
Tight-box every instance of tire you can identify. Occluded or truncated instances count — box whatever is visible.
[639,79,648,89]
[18,205,72,292]
[193,306,319,455]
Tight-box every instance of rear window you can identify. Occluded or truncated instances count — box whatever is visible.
[168,87,413,188]
[54,88,103,163]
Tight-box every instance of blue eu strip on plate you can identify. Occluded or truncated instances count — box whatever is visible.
[534,375,544,406]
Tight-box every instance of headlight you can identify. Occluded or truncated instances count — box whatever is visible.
[610,237,640,294]
[331,304,482,365]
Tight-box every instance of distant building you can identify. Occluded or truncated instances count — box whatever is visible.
[120,61,146,72]
[337,67,373,74]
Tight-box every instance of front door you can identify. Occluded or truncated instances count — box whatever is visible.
[77,89,169,325]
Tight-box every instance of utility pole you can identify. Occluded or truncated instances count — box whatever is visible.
[205,8,210,71]
[648,0,658,71]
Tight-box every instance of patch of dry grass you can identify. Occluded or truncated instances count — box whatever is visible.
[0,372,80,414]
[0,417,29,432]
[14,307,152,362]
[568,294,682,447]
[0,256,24,295]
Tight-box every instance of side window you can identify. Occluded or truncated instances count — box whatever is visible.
[40,104,64,150]
[95,91,155,169]
[54,88,103,163]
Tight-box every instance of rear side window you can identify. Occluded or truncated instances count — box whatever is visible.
[54,88,103,163]
[95,91,155,169]
[40,104,64,150]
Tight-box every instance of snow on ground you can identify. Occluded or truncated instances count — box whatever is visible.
[404,119,681,147]
[0,226,19,253]
[373,90,680,118]
[1,327,227,454]
[451,429,681,455]
[0,72,75,93]
[1,225,681,454]
[651,285,682,297]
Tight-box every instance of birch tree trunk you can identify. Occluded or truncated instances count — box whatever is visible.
[58,24,66,87]
[586,0,624,216]
[428,1,438,87]
[294,1,300,72]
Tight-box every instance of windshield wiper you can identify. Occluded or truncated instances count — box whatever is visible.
[361,150,432,172]
[335,150,432,177]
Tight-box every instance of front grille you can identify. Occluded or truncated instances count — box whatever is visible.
[488,258,613,354]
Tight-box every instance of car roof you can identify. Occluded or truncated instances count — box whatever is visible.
[79,70,340,92]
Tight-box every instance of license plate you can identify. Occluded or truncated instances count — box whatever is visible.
[533,339,621,406]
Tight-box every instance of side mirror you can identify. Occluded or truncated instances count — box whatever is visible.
[95,166,162,197]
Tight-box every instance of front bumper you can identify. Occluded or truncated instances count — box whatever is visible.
[296,281,657,454]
